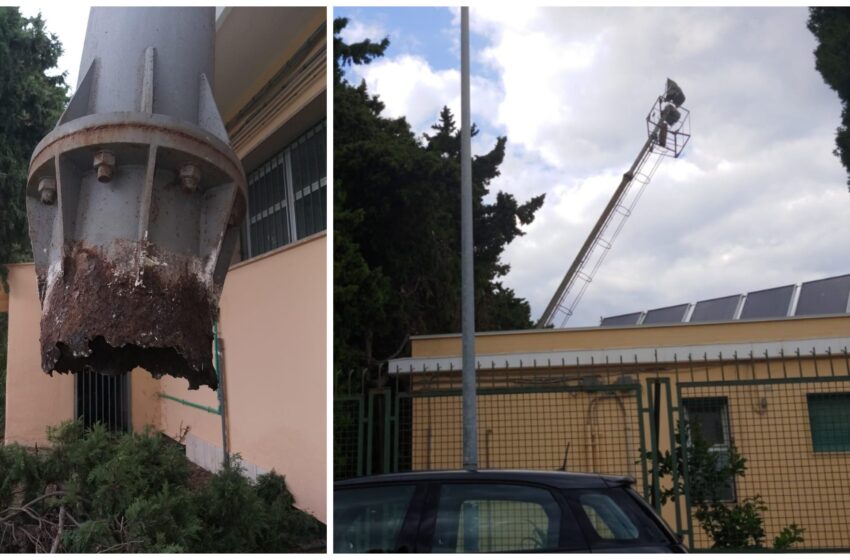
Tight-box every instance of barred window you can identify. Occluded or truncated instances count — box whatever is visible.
[681,397,736,501]
[807,393,850,452]
[243,120,326,258]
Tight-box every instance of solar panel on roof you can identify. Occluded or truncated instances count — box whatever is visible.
[600,312,643,327]
[690,294,742,323]
[739,284,794,320]
[643,304,689,324]
[794,274,850,316]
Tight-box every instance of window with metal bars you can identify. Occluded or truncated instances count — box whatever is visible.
[75,371,130,432]
[681,397,736,501]
[243,120,327,258]
[807,392,850,452]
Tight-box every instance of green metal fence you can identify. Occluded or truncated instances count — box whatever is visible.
[334,344,850,552]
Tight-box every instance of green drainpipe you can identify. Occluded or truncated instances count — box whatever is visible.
[215,322,229,461]
[158,321,229,462]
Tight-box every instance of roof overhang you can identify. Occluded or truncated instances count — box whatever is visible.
[389,336,850,374]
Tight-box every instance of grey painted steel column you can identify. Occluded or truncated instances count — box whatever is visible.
[26,7,246,390]
[460,7,478,471]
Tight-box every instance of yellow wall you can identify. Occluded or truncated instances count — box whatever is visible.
[406,349,850,549]
[130,369,163,433]
[0,284,8,313]
[4,264,75,445]
[225,234,327,521]
[410,315,850,358]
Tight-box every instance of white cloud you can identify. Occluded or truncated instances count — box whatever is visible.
[339,18,387,47]
[349,53,503,144]
[466,7,850,326]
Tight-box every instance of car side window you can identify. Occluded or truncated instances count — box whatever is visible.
[431,483,562,553]
[579,493,639,539]
[334,485,416,553]
[569,488,669,548]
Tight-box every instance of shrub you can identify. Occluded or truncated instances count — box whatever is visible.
[645,422,805,551]
[0,421,325,552]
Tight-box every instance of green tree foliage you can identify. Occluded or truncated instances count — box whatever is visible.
[334,17,545,375]
[0,422,325,552]
[0,8,68,281]
[808,8,850,188]
[646,423,804,550]
[0,9,65,434]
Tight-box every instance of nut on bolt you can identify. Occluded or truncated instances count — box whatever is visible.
[179,163,201,193]
[93,150,116,183]
[38,177,57,205]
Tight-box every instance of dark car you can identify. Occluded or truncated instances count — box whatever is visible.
[334,470,687,553]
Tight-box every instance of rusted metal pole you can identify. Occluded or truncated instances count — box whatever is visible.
[26,7,246,389]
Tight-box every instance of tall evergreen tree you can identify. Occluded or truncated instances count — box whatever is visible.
[0,8,68,282]
[808,8,850,188]
[334,17,544,376]
[0,8,67,433]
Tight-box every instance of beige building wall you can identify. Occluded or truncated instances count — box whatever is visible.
[0,284,8,313]
[4,264,75,445]
[219,233,326,521]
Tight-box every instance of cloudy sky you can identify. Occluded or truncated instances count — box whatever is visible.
[336,6,850,327]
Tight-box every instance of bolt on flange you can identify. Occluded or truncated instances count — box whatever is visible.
[93,150,116,183]
[38,177,57,205]
[179,163,201,192]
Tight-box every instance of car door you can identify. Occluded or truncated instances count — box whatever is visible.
[418,481,589,553]
[334,482,427,553]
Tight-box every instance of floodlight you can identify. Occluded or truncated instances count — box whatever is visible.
[664,78,686,107]
[660,104,681,126]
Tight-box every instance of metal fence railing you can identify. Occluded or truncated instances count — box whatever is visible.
[334,344,850,552]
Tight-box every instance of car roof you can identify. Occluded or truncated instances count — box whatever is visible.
[335,469,634,490]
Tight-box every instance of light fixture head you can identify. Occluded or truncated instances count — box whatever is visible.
[660,104,681,126]
[664,78,686,107]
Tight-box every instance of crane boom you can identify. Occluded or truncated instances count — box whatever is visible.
[537,80,690,328]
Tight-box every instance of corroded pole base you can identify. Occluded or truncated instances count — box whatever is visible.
[41,242,218,389]
[26,8,246,390]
